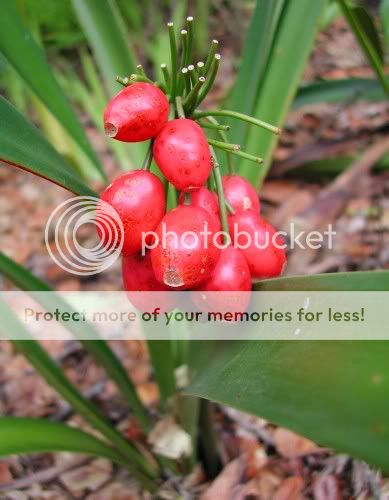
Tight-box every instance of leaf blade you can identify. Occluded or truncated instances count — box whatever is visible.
[0,96,97,197]
[0,0,106,180]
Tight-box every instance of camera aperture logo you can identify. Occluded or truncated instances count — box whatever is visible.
[45,196,123,276]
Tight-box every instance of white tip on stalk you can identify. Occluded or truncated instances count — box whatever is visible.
[187,16,194,21]
[182,68,188,74]
[215,54,221,60]
[181,29,188,35]
[167,22,173,27]
[212,40,219,44]
[199,77,205,83]
[197,61,204,68]
[161,63,167,68]
[188,64,195,71]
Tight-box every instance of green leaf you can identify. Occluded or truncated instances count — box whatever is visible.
[254,270,389,292]
[294,78,387,108]
[0,96,97,197]
[338,0,389,98]
[0,0,105,181]
[0,251,151,433]
[186,271,389,471]
[71,0,136,97]
[351,4,385,63]
[0,298,156,483]
[226,0,286,146]
[0,417,126,465]
[238,0,326,187]
[381,0,389,46]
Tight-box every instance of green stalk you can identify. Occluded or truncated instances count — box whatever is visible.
[208,139,263,164]
[199,121,230,132]
[142,141,154,170]
[175,96,186,118]
[136,64,147,77]
[188,64,197,85]
[196,54,221,107]
[186,16,194,66]
[203,39,219,76]
[177,30,189,94]
[168,22,178,98]
[161,64,171,91]
[197,61,205,76]
[209,146,229,244]
[184,77,205,114]
[130,73,154,84]
[116,75,129,86]
[203,115,233,173]
[193,109,281,135]
[182,68,191,94]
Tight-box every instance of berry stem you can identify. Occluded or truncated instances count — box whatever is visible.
[188,64,197,85]
[181,68,191,94]
[175,96,186,118]
[161,63,171,90]
[208,138,240,151]
[168,22,178,99]
[177,30,189,95]
[115,75,129,86]
[186,16,194,64]
[184,77,205,114]
[198,121,230,132]
[225,199,235,215]
[136,64,147,77]
[193,109,281,135]
[183,192,192,205]
[209,146,230,245]
[141,141,154,171]
[203,40,219,76]
[203,116,233,174]
[129,73,154,84]
[195,54,221,107]
[209,139,263,164]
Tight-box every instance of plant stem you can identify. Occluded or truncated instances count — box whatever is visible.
[193,109,281,135]
[208,138,240,151]
[196,54,221,107]
[225,199,235,214]
[175,96,186,118]
[136,64,146,77]
[203,115,233,173]
[161,64,171,90]
[209,146,230,245]
[181,68,191,94]
[199,121,230,131]
[197,61,205,76]
[168,22,178,98]
[177,30,189,95]
[186,16,194,65]
[129,73,154,84]
[116,75,129,86]
[188,64,197,85]
[199,399,220,479]
[203,39,219,76]
[184,77,205,114]
[142,141,154,170]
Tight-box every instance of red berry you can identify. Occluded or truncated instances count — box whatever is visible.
[97,170,166,256]
[222,175,260,213]
[179,187,220,224]
[229,211,286,278]
[104,83,169,142]
[153,119,211,192]
[122,253,177,312]
[151,205,220,289]
[192,246,252,313]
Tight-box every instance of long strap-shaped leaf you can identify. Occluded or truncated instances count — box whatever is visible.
[0,96,97,197]
[0,417,126,468]
[239,0,326,187]
[0,252,151,433]
[186,271,389,471]
[226,0,286,146]
[0,299,157,485]
[338,0,389,98]
[71,0,136,97]
[0,0,106,181]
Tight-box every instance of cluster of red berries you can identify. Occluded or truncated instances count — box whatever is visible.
[98,20,286,313]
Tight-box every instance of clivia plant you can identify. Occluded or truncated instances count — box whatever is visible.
[1,2,389,495]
